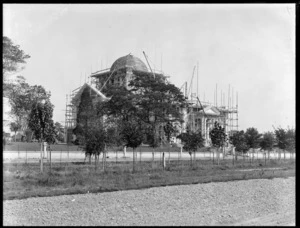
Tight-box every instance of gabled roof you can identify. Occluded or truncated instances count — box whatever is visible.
[71,83,109,106]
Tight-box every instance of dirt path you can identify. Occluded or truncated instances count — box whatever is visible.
[4,177,295,226]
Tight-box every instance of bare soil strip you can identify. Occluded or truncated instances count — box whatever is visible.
[4,177,295,226]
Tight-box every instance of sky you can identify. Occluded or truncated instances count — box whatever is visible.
[3,4,295,133]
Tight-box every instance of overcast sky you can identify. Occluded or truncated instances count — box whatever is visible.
[3,4,295,133]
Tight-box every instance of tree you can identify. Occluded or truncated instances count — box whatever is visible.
[27,101,56,144]
[73,87,104,164]
[9,122,21,142]
[209,121,228,164]
[244,127,262,162]
[28,100,56,173]
[274,127,295,159]
[285,128,295,154]
[119,119,144,172]
[3,36,30,82]
[259,132,275,160]
[229,130,249,153]
[100,74,187,149]
[6,76,51,131]
[177,130,204,166]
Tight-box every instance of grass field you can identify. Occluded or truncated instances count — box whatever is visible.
[3,158,295,201]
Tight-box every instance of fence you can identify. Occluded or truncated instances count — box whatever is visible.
[3,146,295,173]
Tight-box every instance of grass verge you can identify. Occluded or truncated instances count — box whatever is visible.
[3,158,295,201]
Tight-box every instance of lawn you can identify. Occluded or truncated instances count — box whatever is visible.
[3,158,295,201]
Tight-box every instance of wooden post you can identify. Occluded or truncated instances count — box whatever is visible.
[168,145,170,164]
[60,149,62,167]
[18,145,20,159]
[264,151,266,166]
[102,152,105,171]
[40,142,43,173]
[180,146,182,158]
[162,152,165,170]
[25,149,27,164]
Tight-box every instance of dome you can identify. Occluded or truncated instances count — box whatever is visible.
[110,54,148,72]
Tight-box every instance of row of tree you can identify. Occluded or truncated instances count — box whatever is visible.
[230,127,295,154]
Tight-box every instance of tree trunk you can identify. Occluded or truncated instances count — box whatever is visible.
[133,148,135,172]
[152,148,154,162]
[123,146,127,157]
[217,148,220,165]
[40,141,43,173]
[102,152,105,171]
[95,153,97,170]
[50,149,52,172]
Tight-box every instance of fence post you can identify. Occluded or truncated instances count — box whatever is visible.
[50,149,52,172]
[25,149,27,164]
[18,145,20,159]
[140,146,142,166]
[180,146,182,158]
[40,143,43,173]
[60,149,62,167]
[168,145,170,164]
[162,152,165,170]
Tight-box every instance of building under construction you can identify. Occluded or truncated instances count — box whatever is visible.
[64,53,238,146]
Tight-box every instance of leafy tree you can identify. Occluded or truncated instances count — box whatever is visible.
[209,121,227,148]
[73,87,104,162]
[9,122,21,142]
[129,74,186,129]
[5,76,51,131]
[244,127,262,149]
[100,74,187,146]
[285,128,295,153]
[260,132,275,151]
[27,100,57,144]
[177,130,204,166]
[229,130,249,153]
[3,36,30,81]
[244,127,261,161]
[119,119,144,172]
[209,121,228,164]
[259,132,275,160]
[274,127,295,159]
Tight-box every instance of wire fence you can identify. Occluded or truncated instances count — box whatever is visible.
[3,147,295,173]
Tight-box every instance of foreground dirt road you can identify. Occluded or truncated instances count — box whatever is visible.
[4,177,295,226]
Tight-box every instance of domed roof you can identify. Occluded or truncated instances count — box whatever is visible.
[110,54,148,72]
